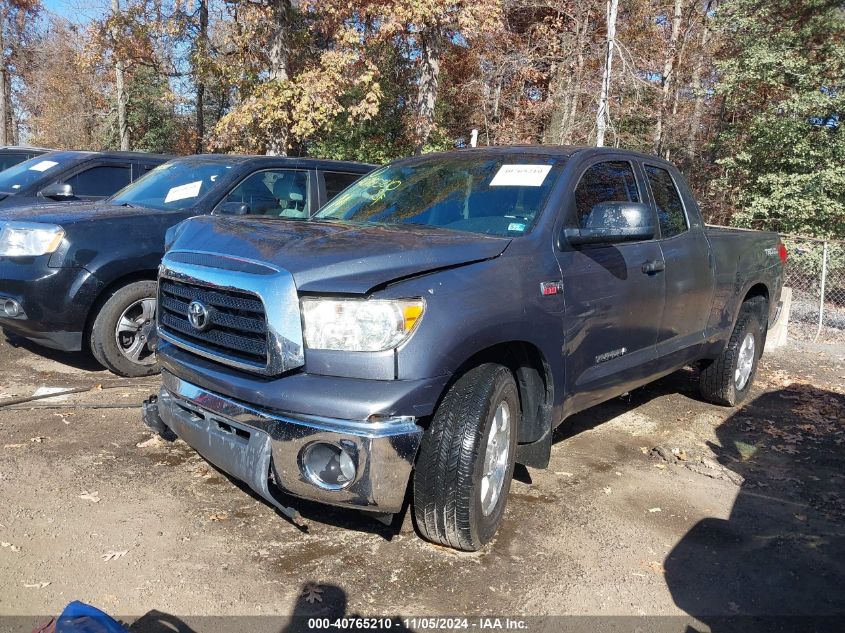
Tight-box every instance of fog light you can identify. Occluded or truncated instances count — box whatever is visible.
[300,442,356,490]
[2,299,21,317]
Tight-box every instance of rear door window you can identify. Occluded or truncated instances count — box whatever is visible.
[573,161,640,228]
[323,171,362,202]
[644,165,688,238]
[0,153,29,172]
[66,164,132,198]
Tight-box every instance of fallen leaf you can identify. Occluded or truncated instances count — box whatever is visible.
[101,550,128,562]
[648,507,662,513]
[23,582,50,589]
[135,436,164,448]
[209,513,228,522]
[79,491,100,503]
[301,583,324,604]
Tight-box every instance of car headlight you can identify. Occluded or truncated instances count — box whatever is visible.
[0,222,65,257]
[301,298,425,352]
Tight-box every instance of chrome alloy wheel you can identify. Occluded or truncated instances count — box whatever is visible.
[735,332,755,390]
[114,298,157,365]
[480,400,511,516]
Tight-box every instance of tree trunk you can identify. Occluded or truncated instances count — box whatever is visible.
[564,9,590,144]
[0,7,7,146]
[195,0,208,154]
[111,0,129,151]
[546,8,590,145]
[414,28,442,154]
[653,0,684,156]
[266,0,291,155]
[596,0,618,148]
[687,2,712,165]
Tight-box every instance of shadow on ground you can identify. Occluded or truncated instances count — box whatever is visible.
[664,385,845,632]
[3,332,106,373]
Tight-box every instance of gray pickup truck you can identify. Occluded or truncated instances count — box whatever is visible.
[142,146,786,551]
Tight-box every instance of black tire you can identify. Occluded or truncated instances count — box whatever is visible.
[700,297,766,406]
[413,363,519,551]
[89,281,160,377]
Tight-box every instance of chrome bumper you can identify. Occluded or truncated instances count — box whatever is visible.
[157,371,423,513]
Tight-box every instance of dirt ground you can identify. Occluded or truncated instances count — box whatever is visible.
[0,332,843,631]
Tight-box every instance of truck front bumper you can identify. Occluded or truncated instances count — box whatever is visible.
[155,370,423,514]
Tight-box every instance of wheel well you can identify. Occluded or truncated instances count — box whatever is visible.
[83,270,158,345]
[743,283,769,306]
[454,341,553,446]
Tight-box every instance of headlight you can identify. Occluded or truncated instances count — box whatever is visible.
[0,222,65,257]
[301,298,425,352]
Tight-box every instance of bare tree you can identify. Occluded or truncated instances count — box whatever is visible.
[596,0,618,147]
[111,0,129,150]
[266,0,291,155]
[653,0,685,156]
[195,0,208,154]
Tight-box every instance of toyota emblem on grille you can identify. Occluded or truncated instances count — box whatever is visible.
[187,300,211,331]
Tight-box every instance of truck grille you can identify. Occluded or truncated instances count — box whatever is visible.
[158,278,268,366]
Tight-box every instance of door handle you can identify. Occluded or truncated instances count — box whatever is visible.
[642,259,666,274]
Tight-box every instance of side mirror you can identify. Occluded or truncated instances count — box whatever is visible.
[562,201,655,246]
[216,202,251,216]
[39,182,74,200]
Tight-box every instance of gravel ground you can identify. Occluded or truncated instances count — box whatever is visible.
[0,333,843,631]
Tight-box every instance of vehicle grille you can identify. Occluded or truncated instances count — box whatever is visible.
[158,278,268,366]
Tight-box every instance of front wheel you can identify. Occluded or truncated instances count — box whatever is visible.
[90,280,160,377]
[413,363,519,551]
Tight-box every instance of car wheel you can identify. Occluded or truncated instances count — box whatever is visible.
[90,281,160,377]
[413,363,519,551]
[699,297,766,406]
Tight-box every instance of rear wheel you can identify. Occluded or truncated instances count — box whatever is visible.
[90,281,160,377]
[700,297,766,406]
[413,363,519,551]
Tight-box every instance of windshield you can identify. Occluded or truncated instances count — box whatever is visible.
[110,160,234,211]
[0,153,74,193]
[313,154,565,237]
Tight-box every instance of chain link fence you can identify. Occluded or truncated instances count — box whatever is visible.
[781,235,845,344]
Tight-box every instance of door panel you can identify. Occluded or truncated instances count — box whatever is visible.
[560,242,665,412]
[557,159,665,415]
[644,164,715,364]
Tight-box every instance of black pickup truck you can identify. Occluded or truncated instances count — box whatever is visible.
[143,146,786,551]
[0,155,372,376]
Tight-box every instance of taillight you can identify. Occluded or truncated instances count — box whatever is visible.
[778,242,788,263]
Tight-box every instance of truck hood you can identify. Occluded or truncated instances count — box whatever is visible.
[169,215,511,294]
[0,200,170,224]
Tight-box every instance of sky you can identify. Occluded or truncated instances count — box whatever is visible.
[41,0,107,23]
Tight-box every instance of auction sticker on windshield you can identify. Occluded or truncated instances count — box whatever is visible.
[164,181,203,203]
[28,160,59,172]
[490,164,552,187]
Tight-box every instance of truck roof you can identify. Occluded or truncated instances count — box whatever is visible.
[403,144,675,166]
[39,149,173,162]
[172,154,375,172]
